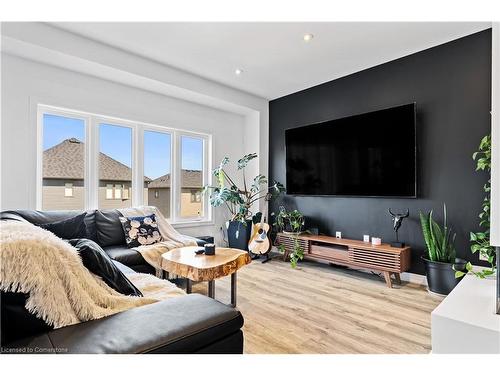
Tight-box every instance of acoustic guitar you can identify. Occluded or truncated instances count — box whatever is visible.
[248,195,272,256]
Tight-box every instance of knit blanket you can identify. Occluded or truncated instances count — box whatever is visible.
[118,206,197,272]
[0,220,184,329]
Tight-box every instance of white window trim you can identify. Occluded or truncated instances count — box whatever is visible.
[37,104,213,226]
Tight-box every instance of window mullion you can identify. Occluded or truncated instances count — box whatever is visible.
[172,131,180,222]
[87,117,99,210]
[133,125,144,207]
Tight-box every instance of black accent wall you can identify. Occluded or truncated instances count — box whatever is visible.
[269,29,492,274]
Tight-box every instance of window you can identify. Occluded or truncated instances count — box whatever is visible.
[106,184,113,199]
[98,123,133,209]
[41,113,86,210]
[38,105,210,225]
[115,184,122,199]
[179,135,204,219]
[64,183,74,197]
[144,130,172,218]
[122,186,130,200]
[190,190,202,203]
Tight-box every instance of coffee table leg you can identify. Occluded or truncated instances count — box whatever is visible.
[208,280,215,299]
[230,272,237,307]
[186,279,192,294]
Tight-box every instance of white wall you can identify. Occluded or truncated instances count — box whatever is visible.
[0,53,245,243]
[1,22,271,244]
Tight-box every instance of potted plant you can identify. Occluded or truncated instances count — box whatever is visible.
[275,206,305,234]
[204,153,284,250]
[419,204,467,295]
[455,135,496,280]
[274,206,306,268]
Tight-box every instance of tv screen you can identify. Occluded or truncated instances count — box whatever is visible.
[285,103,416,197]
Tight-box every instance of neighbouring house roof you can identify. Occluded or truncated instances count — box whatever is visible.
[43,138,151,182]
[43,138,202,187]
[147,170,202,189]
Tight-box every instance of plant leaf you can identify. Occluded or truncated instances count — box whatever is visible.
[455,270,466,278]
[237,153,257,170]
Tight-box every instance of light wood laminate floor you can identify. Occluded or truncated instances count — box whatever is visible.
[191,256,442,354]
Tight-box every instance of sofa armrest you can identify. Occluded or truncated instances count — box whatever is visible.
[6,294,244,354]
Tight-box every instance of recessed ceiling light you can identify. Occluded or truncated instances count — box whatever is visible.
[235,68,243,75]
[303,33,314,42]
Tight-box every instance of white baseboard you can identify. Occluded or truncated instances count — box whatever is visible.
[401,272,428,286]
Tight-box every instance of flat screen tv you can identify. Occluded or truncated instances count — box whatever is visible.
[285,103,416,197]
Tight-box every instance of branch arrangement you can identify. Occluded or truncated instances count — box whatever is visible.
[204,153,285,222]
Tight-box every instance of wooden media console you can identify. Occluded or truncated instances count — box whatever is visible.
[276,233,411,288]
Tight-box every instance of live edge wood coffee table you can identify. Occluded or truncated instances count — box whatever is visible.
[160,246,251,307]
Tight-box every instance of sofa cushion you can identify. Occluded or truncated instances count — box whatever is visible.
[95,210,126,247]
[103,244,145,266]
[0,291,53,345]
[112,260,135,275]
[0,210,97,241]
[37,212,87,240]
[119,214,162,248]
[128,264,156,274]
[11,294,244,353]
[69,239,142,297]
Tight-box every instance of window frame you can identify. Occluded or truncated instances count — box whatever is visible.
[37,104,212,226]
[175,131,210,223]
[37,107,91,211]
[142,126,174,219]
[96,119,135,208]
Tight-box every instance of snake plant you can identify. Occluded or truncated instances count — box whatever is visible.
[419,204,456,263]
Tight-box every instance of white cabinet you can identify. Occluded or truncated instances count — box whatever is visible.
[431,275,500,353]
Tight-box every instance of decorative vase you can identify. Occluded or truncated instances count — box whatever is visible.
[227,220,253,250]
[422,256,467,295]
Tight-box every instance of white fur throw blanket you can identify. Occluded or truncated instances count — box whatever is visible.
[0,221,185,329]
[118,206,197,271]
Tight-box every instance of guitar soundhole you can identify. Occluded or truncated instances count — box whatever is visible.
[258,228,264,234]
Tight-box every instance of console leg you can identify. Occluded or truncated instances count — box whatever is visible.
[383,271,393,288]
[186,279,192,294]
[208,280,215,299]
[394,273,401,284]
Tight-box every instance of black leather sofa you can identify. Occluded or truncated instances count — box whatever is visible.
[0,209,244,354]
[0,209,209,273]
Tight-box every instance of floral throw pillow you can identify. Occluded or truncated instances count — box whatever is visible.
[119,214,162,248]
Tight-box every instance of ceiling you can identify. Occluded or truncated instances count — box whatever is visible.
[51,22,491,99]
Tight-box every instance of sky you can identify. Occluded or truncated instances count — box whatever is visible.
[43,114,203,180]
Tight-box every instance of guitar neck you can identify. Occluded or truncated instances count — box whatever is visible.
[260,201,268,224]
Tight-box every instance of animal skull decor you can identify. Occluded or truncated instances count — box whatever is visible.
[388,208,409,244]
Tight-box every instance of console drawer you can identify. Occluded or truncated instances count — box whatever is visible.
[310,244,349,261]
